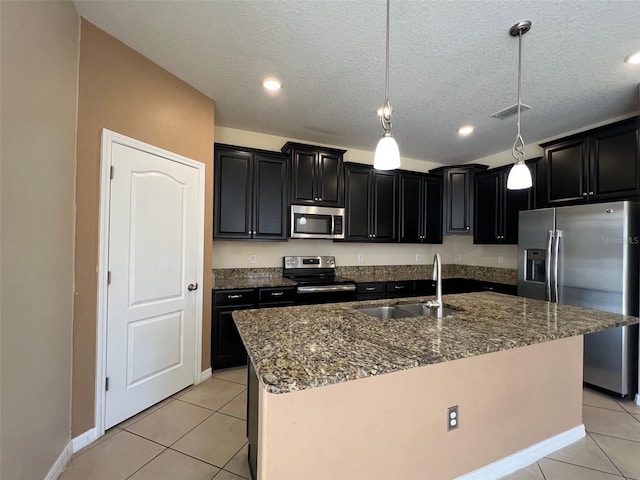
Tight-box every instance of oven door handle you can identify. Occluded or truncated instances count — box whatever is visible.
[297,284,356,294]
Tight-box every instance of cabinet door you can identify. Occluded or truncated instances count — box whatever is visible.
[590,120,640,200]
[399,174,422,243]
[344,165,372,241]
[503,173,533,244]
[445,168,472,234]
[253,154,288,239]
[317,151,344,207]
[371,171,398,242]
[211,309,248,369]
[214,148,253,239]
[474,170,501,244]
[423,175,443,243]
[545,138,588,205]
[290,148,317,205]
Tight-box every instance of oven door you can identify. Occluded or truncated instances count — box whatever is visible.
[295,284,356,305]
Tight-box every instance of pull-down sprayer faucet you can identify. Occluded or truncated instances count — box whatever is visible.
[426,253,443,319]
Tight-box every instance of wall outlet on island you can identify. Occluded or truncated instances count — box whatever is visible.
[497,256,504,264]
[357,254,364,262]
[416,254,422,262]
[455,254,462,263]
[249,254,256,264]
[447,405,459,432]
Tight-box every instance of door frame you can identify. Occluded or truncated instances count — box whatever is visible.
[95,129,205,438]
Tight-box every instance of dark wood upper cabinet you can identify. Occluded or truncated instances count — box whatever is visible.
[344,163,398,242]
[474,162,537,245]
[399,173,443,243]
[542,117,640,205]
[214,143,288,240]
[430,164,488,235]
[282,142,345,207]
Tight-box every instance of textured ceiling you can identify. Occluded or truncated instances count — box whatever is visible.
[73,0,640,165]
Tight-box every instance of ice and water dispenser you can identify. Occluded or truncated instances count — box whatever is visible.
[525,249,546,283]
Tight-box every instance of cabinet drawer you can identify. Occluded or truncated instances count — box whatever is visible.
[356,282,384,295]
[385,280,414,298]
[213,288,257,307]
[258,287,296,305]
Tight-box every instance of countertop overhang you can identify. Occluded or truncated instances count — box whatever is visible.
[233,292,639,394]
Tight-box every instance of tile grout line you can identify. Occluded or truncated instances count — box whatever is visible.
[585,430,640,445]
[536,461,547,480]
[541,457,626,478]
[123,444,168,480]
[585,431,627,478]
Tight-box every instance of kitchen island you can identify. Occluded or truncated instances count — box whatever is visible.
[233,292,639,480]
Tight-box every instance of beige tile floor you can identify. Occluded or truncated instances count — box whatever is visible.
[61,367,640,480]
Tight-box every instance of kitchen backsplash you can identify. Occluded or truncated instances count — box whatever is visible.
[212,235,518,270]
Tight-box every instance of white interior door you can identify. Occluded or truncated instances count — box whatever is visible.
[105,142,200,428]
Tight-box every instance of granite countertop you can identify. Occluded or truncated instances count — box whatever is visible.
[233,292,639,394]
[212,276,296,290]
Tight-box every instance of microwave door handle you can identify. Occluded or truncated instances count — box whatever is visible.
[552,230,561,304]
[545,230,553,302]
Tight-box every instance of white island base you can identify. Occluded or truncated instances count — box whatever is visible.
[251,336,585,480]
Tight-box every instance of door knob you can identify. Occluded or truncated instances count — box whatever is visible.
[188,283,199,291]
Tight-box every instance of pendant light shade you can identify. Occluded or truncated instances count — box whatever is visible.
[506,20,533,190]
[374,0,400,170]
[374,132,401,170]
[506,161,532,189]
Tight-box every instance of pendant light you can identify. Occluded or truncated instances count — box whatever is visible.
[374,0,400,170]
[506,20,533,190]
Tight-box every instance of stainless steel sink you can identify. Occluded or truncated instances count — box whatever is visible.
[395,304,457,317]
[357,306,415,319]
[356,304,458,320]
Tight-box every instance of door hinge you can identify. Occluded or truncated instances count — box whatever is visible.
[110,166,114,180]
[105,377,109,391]
[107,271,111,285]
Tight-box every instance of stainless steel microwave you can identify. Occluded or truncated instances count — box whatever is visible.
[290,205,345,240]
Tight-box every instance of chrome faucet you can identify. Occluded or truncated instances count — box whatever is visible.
[426,253,443,318]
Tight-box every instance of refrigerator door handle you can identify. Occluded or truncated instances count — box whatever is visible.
[545,230,553,301]
[552,229,561,303]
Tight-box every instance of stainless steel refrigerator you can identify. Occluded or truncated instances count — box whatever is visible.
[518,201,639,396]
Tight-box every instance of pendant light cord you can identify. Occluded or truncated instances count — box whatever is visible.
[380,0,392,133]
[512,29,525,162]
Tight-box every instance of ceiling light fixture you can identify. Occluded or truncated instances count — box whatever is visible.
[624,50,640,65]
[506,20,533,190]
[374,0,400,171]
[458,125,474,136]
[262,77,282,91]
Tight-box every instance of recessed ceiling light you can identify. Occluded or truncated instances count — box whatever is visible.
[262,77,282,91]
[458,125,474,136]
[624,50,640,64]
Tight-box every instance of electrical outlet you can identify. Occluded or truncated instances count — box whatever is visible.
[357,254,364,262]
[447,405,459,431]
[416,254,422,262]
[497,256,504,264]
[455,254,462,263]
[249,254,256,264]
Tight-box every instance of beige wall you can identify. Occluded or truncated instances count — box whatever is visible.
[258,336,583,479]
[214,126,518,270]
[0,1,79,478]
[72,19,215,436]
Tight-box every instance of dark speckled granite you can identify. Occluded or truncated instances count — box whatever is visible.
[213,264,517,289]
[233,292,639,394]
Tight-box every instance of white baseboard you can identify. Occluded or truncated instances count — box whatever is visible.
[456,424,585,480]
[44,440,73,480]
[199,367,212,383]
[72,427,98,453]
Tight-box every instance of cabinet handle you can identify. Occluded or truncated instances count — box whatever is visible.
[372,234,376,238]
[365,287,375,291]
[228,294,242,299]
[466,226,470,230]
[582,192,587,197]
[589,191,594,195]
[394,285,405,289]
[270,291,284,296]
